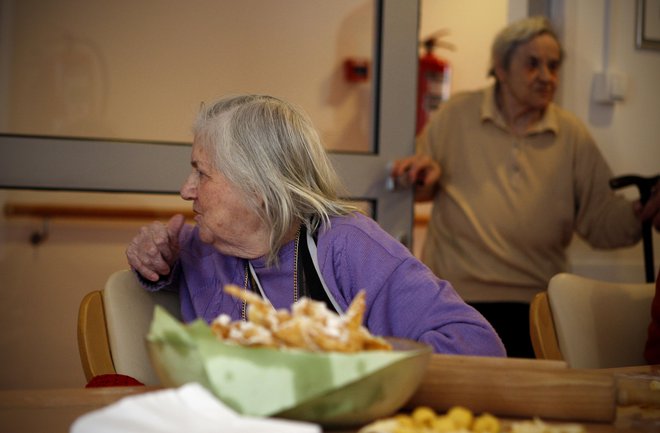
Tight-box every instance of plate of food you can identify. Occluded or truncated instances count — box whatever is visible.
[147,286,432,427]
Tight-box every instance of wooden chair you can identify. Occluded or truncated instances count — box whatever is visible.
[77,270,180,385]
[530,272,654,369]
[529,291,563,361]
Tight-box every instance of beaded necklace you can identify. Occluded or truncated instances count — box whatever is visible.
[240,225,302,320]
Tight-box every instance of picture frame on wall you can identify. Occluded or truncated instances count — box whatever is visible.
[637,0,660,50]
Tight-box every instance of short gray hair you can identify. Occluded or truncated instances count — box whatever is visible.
[489,16,563,78]
[193,94,357,264]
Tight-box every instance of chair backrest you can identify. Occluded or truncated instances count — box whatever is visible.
[529,291,563,361]
[77,290,115,380]
[544,272,654,369]
[77,270,181,385]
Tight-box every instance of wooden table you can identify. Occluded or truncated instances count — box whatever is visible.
[0,386,150,433]
[0,386,643,433]
[0,362,656,433]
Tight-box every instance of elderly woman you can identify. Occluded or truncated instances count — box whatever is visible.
[126,94,505,356]
[391,16,660,358]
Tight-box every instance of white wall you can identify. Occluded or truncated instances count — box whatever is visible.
[560,1,659,175]
[419,0,508,95]
[2,0,373,152]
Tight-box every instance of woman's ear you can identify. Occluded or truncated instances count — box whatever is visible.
[493,62,507,84]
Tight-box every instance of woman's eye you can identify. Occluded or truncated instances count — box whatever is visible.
[527,57,540,69]
[193,168,206,180]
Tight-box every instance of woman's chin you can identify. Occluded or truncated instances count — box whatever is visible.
[196,227,215,245]
[533,92,554,108]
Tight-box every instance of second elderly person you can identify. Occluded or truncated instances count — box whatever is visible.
[392,16,660,358]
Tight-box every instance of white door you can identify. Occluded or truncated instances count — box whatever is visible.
[0,0,418,247]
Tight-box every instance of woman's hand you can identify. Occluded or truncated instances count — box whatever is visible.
[391,154,442,202]
[126,214,186,282]
[636,180,660,231]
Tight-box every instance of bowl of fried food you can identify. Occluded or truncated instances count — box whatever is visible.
[147,286,432,427]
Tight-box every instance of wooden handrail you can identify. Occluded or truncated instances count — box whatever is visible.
[5,202,431,226]
[4,201,430,246]
[4,202,195,245]
[4,203,194,221]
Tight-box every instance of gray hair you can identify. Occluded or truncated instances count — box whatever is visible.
[193,94,357,264]
[489,16,563,78]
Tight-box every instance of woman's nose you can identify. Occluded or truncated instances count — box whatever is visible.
[538,63,555,82]
[180,174,196,201]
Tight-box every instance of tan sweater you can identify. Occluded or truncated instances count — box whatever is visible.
[418,85,641,303]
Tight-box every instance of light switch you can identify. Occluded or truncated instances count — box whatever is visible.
[592,71,627,104]
[609,73,627,100]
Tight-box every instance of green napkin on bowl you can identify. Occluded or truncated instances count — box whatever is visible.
[147,306,431,425]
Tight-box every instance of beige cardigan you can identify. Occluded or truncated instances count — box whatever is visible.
[417,85,640,303]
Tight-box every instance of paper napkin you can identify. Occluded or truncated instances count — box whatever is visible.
[70,383,321,433]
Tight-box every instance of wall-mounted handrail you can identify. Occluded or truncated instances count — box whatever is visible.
[3,202,429,245]
[4,203,193,221]
[4,202,429,225]
[3,202,194,245]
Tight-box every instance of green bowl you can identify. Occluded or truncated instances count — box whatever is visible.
[147,307,432,427]
[275,338,432,427]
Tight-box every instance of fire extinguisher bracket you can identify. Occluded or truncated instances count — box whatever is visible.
[343,58,370,83]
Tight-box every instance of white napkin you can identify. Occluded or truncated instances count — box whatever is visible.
[70,383,321,433]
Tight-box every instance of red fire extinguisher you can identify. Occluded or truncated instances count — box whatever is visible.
[416,34,452,135]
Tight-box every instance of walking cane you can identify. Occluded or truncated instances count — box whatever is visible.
[609,174,660,282]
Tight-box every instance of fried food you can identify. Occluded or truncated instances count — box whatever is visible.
[358,406,585,433]
[472,413,500,433]
[447,406,474,430]
[210,284,392,352]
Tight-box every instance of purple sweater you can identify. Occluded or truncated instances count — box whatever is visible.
[147,212,505,356]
